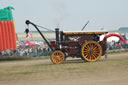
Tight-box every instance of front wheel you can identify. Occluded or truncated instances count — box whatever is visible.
[50,50,65,64]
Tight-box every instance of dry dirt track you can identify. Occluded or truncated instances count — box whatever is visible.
[0,52,128,85]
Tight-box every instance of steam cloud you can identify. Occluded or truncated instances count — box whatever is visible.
[51,0,69,28]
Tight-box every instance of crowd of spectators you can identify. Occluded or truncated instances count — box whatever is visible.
[0,44,51,57]
[1,37,128,57]
[107,40,128,50]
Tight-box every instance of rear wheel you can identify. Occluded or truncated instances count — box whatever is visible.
[50,50,65,64]
[81,41,102,62]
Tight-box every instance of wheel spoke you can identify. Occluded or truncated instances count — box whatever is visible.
[86,55,90,59]
[83,50,88,52]
[92,54,96,59]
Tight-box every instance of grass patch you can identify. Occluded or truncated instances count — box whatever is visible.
[0,52,128,82]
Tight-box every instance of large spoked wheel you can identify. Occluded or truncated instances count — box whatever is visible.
[50,51,65,64]
[81,41,102,62]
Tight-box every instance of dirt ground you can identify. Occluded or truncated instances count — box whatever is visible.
[0,52,128,85]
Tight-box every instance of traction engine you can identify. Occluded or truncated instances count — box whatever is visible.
[25,20,125,64]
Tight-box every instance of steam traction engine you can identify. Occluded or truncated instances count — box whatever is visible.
[25,20,124,64]
[50,29,108,64]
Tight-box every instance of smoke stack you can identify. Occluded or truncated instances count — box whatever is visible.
[55,28,59,46]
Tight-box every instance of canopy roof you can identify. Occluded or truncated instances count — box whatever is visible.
[63,31,108,36]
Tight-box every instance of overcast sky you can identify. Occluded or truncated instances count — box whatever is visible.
[0,0,128,32]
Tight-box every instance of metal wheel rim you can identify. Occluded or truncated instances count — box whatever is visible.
[81,41,102,61]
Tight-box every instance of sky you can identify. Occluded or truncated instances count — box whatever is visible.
[0,0,128,33]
